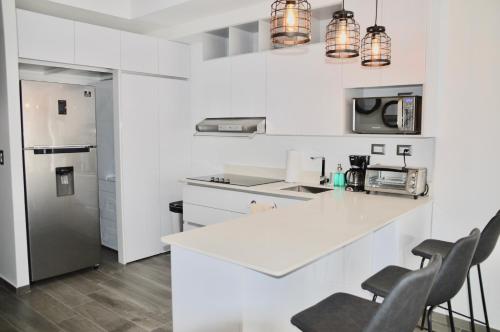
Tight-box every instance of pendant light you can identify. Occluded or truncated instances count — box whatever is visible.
[270,0,312,47]
[361,0,391,66]
[325,0,360,58]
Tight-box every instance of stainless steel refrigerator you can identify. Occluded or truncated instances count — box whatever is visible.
[21,80,100,282]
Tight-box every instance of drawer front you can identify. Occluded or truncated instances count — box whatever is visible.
[183,184,303,214]
[184,203,244,227]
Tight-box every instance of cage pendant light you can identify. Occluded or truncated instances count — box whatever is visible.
[325,0,360,58]
[270,0,312,47]
[361,0,391,66]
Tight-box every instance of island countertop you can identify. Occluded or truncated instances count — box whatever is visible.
[162,186,432,278]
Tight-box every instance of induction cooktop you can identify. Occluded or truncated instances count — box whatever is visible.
[188,174,283,187]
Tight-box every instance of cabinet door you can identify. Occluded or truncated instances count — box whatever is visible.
[379,0,428,85]
[75,22,120,69]
[158,40,190,78]
[231,53,266,118]
[198,58,231,119]
[17,10,75,64]
[121,32,159,74]
[158,78,191,237]
[266,44,343,135]
[118,74,162,262]
[341,0,383,88]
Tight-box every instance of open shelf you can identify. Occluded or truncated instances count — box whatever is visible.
[203,28,230,60]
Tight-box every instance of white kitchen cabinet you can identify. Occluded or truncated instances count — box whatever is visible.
[199,57,232,119]
[75,22,120,69]
[266,43,343,135]
[183,184,304,228]
[121,32,159,74]
[16,9,75,64]
[378,0,428,86]
[118,73,162,262]
[342,0,428,88]
[158,78,190,237]
[230,53,266,118]
[158,40,190,78]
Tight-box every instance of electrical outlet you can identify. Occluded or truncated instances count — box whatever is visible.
[371,144,385,155]
[0,150,4,165]
[397,145,412,156]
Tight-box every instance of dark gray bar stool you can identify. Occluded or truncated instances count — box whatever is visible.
[361,229,480,332]
[291,255,442,332]
[412,211,500,332]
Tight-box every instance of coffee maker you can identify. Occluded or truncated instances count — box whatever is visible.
[345,155,371,192]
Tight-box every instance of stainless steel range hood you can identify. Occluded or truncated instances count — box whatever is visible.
[195,117,266,138]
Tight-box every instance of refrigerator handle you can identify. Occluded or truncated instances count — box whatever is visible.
[28,146,94,155]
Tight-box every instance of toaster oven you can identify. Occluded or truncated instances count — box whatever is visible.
[353,96,422,134]
[364,165,428,199]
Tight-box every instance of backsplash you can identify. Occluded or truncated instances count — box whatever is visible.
[189,135,436,181]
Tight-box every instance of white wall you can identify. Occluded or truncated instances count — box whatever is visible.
[0,0,30,288]
[431,0,500,327]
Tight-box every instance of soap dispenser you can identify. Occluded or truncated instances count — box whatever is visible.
[334,164,345,187]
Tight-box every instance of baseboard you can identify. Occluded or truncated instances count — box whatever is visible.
[0,277,31,295]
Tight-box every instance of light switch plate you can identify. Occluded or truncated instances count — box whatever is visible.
[0,150,4,165]
[397,145,412,156]
[371,144,386,155]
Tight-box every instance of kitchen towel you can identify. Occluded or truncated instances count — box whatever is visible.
[285,150,301,183]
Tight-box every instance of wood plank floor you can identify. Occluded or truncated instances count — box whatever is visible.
[0,247,491,332]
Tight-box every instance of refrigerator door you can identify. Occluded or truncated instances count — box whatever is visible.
[24,147,100,281]
[21,80,96,148]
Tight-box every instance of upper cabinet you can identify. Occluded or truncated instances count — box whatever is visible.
[75,22,121,69]
[17,10,75,64]
[158,40,190,78]
[230,53,266,118]
[342,0,428,88]
[121,32,159,74]
[266,44,343,135]
[198,57,232,119]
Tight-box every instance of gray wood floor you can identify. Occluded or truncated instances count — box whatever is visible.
[0,247,491,332]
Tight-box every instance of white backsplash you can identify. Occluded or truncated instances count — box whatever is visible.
[189,135,436,181]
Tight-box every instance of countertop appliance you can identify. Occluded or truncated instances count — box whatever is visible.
[188,174,282,187]
[365,165,428,199]
[345,155,370,192]
[21,80,100,282]
[353,96,422,134]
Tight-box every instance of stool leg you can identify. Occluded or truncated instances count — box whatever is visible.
[467,272,476,332]
[477,265,491,332]
[420,257,426,269]
[420,307,427,330]
[427,306,435,332]
[447,301,456,332]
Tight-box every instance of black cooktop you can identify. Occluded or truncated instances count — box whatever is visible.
[188,174,283,187]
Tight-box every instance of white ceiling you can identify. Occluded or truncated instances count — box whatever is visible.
[15,0,340,40]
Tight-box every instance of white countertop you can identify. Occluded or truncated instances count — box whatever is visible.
[162,181,432,278]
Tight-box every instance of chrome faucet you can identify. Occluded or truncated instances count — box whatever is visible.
[310,156,329,186]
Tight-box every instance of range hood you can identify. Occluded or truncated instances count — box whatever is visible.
[195,117,266,138]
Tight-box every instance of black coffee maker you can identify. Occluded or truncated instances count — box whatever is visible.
[345,155,371,192]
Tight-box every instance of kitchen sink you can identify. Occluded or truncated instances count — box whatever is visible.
[281,185,333,194]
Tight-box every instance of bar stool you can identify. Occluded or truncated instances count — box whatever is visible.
[291,255,442,332]
[361,229,480,332]
[412,211,500,332]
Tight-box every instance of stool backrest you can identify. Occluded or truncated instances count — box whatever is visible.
[473,210,500,265]
[364,255,442,332]
[427,229,481,306]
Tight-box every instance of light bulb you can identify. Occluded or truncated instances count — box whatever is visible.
[336,21,349,51]
[371,35,381,58]
[284,2,298,32]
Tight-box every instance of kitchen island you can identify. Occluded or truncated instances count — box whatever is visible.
[162,183,432,332]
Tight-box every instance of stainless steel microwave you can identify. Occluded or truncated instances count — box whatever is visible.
[353,96,422,134]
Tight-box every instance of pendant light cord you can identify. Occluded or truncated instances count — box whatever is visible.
[342,0,345,10]
[374,0,378,25]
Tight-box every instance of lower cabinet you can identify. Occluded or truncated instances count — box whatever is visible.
[118,73,190,263]
[183,184,304,229]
